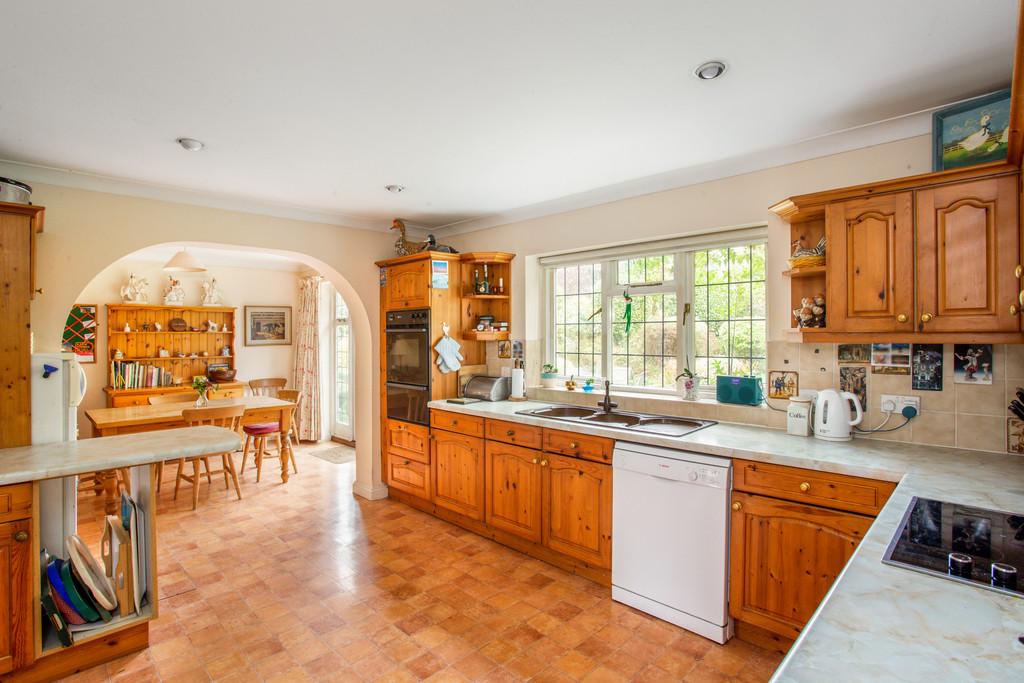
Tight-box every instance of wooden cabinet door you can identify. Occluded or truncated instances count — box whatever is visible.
[542,454,612,569]
[386,419,430,464]
[385,260,430,310]
[0,213,33,449]
[825,192,914,333]
[729,492,871,639]
[916,175,1020,333]
[485,441,543,543]
[0,519,32,674]
[432,431,485,520]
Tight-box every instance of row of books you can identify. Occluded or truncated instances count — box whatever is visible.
[109,360,174,389]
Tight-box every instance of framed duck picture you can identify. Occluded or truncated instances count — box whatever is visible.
[933,88,1011,171]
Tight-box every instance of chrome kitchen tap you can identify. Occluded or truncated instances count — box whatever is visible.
[597,380,618,413]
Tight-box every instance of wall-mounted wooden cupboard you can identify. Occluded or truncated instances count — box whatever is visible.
[774,164,1022,342]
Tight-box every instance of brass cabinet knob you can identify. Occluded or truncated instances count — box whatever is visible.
[403,460,410,466]
[896,313,908,323]
[1012,304,1021,316]
[1016,264,1022,278]
[799,481,811,492]
[451,420,458,425]
[920,312,933,324]
[569,442,578,449]
[540,459,549,467]
[532,457,540,464]
[731,501,742,511]
[13,531,27,543]
[506,429,515,436]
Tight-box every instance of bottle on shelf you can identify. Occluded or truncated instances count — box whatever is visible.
[497,277,504,295]
[477,264,491,294]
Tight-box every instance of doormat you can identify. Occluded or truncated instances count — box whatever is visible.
[309,446,356,465]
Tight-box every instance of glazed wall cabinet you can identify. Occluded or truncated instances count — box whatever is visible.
[774,167,1022,340]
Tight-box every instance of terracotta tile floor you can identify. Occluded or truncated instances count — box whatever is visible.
[64,443,781,682]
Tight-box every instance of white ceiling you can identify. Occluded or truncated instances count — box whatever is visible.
[126,244,307,272]
[0,1,1017,231]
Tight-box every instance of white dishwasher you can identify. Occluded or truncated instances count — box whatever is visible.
[611,441,733,643]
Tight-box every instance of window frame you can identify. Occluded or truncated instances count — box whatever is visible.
[544,232,767,398]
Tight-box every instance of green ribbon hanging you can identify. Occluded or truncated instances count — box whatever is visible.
[623,287,633,335]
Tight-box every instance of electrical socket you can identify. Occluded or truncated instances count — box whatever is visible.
[880,394,921,414]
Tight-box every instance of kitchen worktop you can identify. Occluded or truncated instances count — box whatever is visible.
[0,427,242,484]
[428,399,1024,682]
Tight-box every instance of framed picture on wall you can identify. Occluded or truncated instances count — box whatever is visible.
[244,305,292,346]
[62,303,98,363]
[932,89,1010,171]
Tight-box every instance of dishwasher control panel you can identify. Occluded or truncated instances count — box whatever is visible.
[614,448,730,489]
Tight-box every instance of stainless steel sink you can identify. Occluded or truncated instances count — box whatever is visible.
[517,404,715,437]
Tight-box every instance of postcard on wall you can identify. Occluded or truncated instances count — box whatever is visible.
[837,344,871,364]
[911,344,944,391]
[431,260,450,289]
[871,342,911,375]
[767,371,799,399]
[1007,418,1024,455]
[839,366,868,413]
[953,344,993,384]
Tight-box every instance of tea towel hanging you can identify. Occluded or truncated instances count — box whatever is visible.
[434,323,463,374]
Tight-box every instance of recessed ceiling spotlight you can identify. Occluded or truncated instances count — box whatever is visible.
[385,184,406,194]
[694,61,727,81]
[176,137,205,152]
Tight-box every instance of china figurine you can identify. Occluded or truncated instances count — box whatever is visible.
[119,273,149,303]
[201,278,224,307]
[163,276,186,306]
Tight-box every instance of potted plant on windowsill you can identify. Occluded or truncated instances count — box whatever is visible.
[582,377,595,393]
[541,363,560,389]
[675,366,700,401]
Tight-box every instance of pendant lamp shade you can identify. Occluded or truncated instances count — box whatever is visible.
[163,248,206,272]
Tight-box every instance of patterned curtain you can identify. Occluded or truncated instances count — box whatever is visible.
[294,275,322,440]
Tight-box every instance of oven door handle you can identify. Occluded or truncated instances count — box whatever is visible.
[385,327,429,333]
[386,381,430,390]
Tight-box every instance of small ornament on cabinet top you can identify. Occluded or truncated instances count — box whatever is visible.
[162,276,186,306]
[201,278,224,306]
[119,273,149,304]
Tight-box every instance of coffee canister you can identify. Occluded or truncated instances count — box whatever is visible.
[787,396,812,436]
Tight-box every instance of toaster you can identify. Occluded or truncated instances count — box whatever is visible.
[463,375,511,401]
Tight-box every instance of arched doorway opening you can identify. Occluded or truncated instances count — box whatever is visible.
[58,241,383,499]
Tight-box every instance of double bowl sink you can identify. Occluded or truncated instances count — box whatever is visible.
[516,405,715,438]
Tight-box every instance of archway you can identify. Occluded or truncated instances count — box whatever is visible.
[51,240,384,500]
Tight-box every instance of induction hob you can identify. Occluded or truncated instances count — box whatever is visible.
[882,496,1024,598]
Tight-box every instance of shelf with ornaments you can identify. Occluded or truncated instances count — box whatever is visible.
[459,252,514,342]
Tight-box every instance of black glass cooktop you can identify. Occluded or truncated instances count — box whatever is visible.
[882,497,1024,598]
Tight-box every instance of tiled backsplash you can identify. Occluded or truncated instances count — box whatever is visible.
[494,340,1024,454]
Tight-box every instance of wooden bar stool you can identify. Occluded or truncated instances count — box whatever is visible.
[241,403,298,481]
[175,405,245,510]
[249,378,287,397]
[278,390,303,446]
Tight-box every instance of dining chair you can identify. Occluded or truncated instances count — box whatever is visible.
[240,403,298,481]
[176,405,245,510]
[278,389,303,447]
[249,378,287,397]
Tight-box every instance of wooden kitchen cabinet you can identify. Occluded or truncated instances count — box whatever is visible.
[485,440,543,543]
[432,430,486,520]
[824,192,915,333]
[386,419,430,465]
[384,258,431,310]
[0,518,33,674]
[916,175,1020,333]
[542,453,612,569]
[729,491,872,640]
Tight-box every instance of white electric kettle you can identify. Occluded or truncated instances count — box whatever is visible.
[812,389,863,441]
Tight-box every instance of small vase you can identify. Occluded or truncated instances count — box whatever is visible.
[195,392,209,408]
[679,376,701,401]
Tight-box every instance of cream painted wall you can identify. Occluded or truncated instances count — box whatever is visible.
[449,134,932,348]
[23,182,393,499]
[73,259,303,437]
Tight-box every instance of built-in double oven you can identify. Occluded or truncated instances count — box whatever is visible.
[385,308,431,425]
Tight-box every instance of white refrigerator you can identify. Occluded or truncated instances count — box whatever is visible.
[31,353,88,554]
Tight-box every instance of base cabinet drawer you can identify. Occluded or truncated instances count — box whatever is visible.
[733,459,895,515]
[543,429,612,464]
[486,419,543,450]
[430,410,484,438]
[386,419,430,464]
[387,457,431,500]
[729,491,871,638]
[0,484,32,525]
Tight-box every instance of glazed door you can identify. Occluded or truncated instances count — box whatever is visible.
[485,441,543,543]
[385,260,430,310]
[915,175,1020,333]
[432,431,485,520]
[825,192,915,333]
[542,454,612,569]
[728,492,871,639]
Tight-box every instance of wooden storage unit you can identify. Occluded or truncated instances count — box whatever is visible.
[390,410,613,584]
[104,304,239,406]
[0,486,33,674]
[459,252,514,342]
[772,165,1024,341]
[0,202,44,450]
[729,460,894,643]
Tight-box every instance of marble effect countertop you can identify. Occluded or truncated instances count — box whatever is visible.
[0,427,242,484]
[428,399,1024,682]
